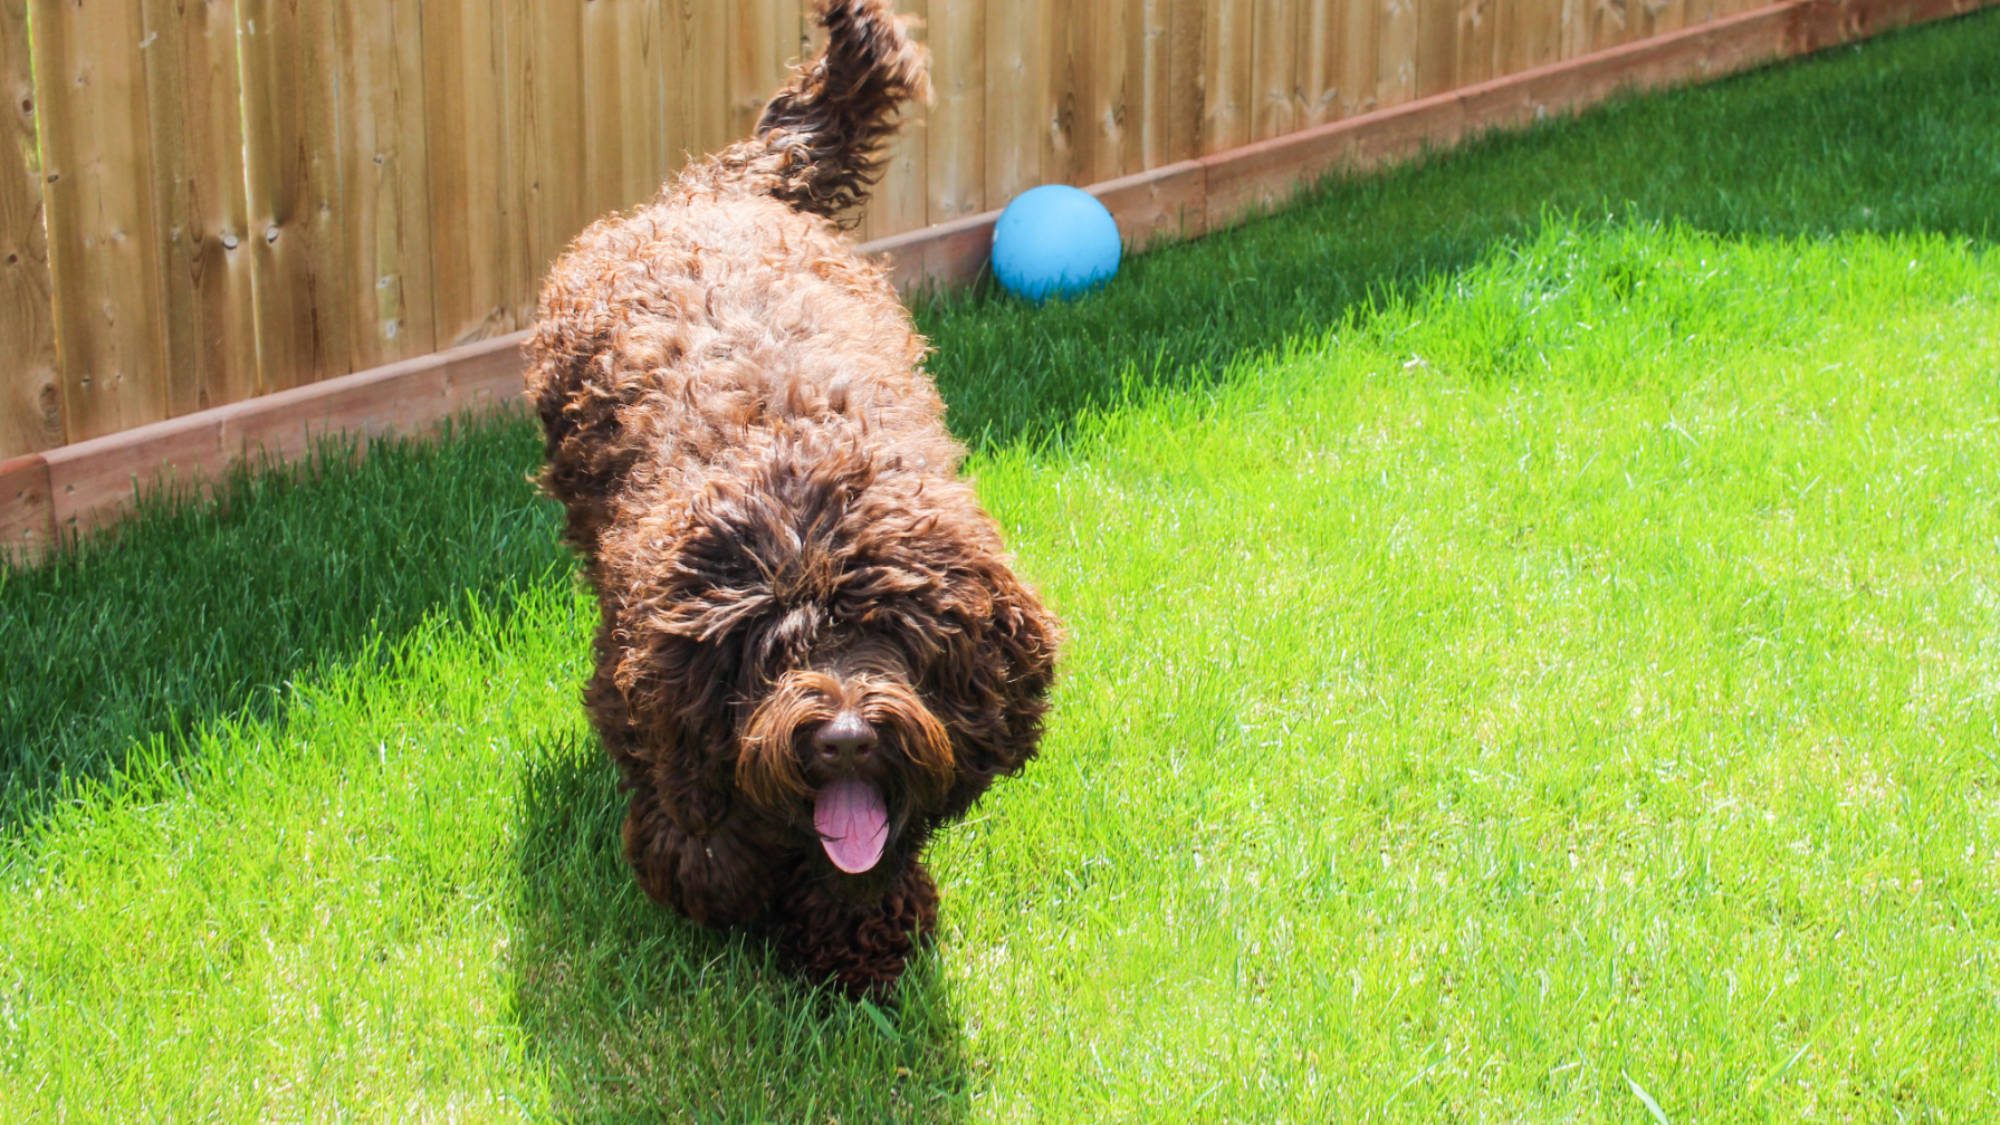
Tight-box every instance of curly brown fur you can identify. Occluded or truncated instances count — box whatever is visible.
[525,0,1058,998]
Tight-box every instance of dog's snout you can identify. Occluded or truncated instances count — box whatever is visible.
[813,712,878,763]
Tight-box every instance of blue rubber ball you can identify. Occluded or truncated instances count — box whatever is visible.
[991,185,1122,303]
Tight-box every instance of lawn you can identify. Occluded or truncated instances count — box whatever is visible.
[4,12,1999,1121]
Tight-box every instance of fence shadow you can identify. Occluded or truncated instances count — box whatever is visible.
[510,733,972,1121]
[0,418,567,831]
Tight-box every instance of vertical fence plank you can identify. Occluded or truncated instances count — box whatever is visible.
[985,0,1049,203]
[1562,0,1592,58]
[0,0,59,456]
[1338,0,1379,117]
[927,0,986,222]
[1090,0,1134,183]
[1298,0,1337,128]
[1038,0,1080,188]
[336,0,437,371]
[33,0,172,441]
[1254,0,1300,141]
[423,0,525,346]
[1136,0,1174,171]
[240,0,356,391]
[581,0,628,219]
[861,0,926,238]
[1592,0,1634,51]
[729,0,802,141]
[139,0,257,416]
[671,0,731,169]
[1166,0,1205,163]
[1075,0,1136,184]
[1417,0,1459,98]
[1457,0,1498,89]
[521,1,584,300]
[1379,0,1419,107]
[619,0,669,207]
[1204,0,1253,152]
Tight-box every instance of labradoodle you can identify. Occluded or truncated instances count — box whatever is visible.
[525,0,1060,996]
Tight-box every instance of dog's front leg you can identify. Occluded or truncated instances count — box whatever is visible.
[774,858,938,997]
[621,783,780,928]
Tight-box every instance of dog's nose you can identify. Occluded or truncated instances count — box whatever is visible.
[813,712,878,762]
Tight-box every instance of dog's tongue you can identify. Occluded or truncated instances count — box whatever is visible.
[814,778,889,874]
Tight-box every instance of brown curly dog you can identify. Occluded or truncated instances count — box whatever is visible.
[525,0,1060,997]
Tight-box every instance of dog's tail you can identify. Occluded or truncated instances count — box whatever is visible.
[745,0,929,220]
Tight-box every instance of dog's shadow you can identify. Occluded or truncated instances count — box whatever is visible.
[512,733,972,1121]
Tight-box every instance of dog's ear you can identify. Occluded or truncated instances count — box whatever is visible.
[923,547,1061,801]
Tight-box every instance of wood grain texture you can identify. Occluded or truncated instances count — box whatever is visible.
[729,0,802,140]
[1166,0,1207,162]
[522,0,584,301]
[926,0,987,221]
[238,0,356,391]
[32,0,172,442]
[581,0,631,219]
[0,0,59,457]
[1379,0,1421,106]
[1038,0,1082,188]
[985,0,1050,203]
[1417,0,1461,96]
[423,0,526,346]
[337,0,437,369]
[138,0,259,419]
[1299,0,1339,127]
[1204,0,1255,151]
[1253,0,1301,140]
[1340,0,1382,115]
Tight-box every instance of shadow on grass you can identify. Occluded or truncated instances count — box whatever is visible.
[919,11,2000,450]
[0,418,568,831]
[511,734,972,1121]
[3,8,1994,830]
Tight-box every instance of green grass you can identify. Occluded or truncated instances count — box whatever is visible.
[5,12,2000,1120]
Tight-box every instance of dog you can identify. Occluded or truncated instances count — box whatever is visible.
[525,0,1061,996]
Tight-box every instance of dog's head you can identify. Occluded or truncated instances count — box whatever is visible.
[612,431,1059,876]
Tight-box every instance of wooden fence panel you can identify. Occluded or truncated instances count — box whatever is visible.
[2,0,1936,460]
[0,0,58,456]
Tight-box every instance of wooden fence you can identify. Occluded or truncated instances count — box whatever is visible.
[0,0,1924,461]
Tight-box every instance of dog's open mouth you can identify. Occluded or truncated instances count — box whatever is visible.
[813,778,890,874]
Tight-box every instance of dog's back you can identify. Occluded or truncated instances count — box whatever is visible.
[526,0,941,558]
